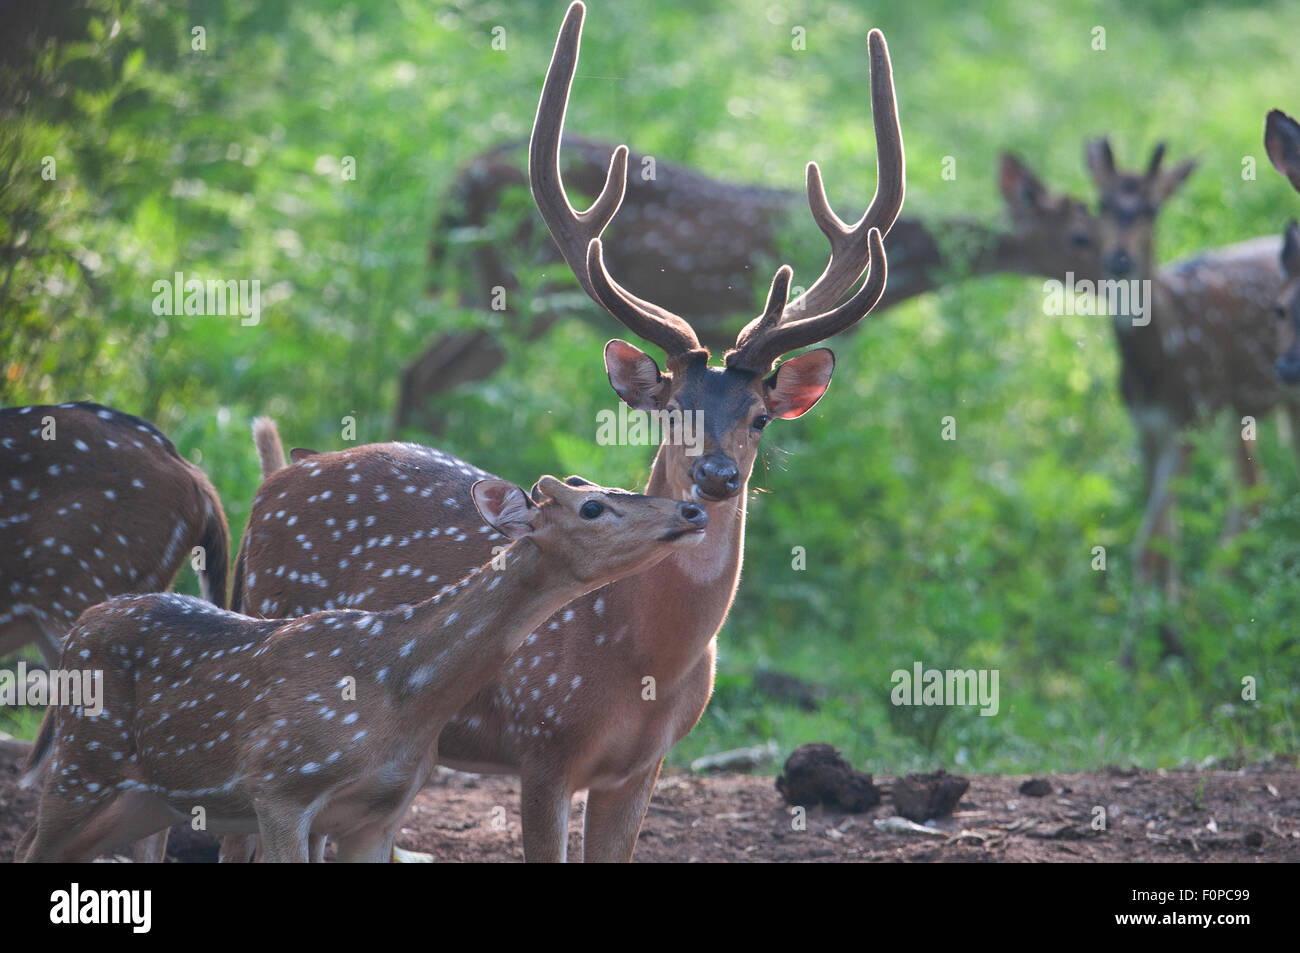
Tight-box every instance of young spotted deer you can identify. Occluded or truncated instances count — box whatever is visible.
[0,402,229,666]
[17,476,705,862]
[1084,140,1295,652]
[235,1,903,862]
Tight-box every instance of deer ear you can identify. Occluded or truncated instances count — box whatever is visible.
[1265,110,1300,191]
[472,479,539,539]
[765,349,835,419]
[998,153,1047,213]
[1152,158,1197,203]
[289,447,319,463]
[1282,220,1300,277]
[605,339,669,411]
[1086,138,1115,186]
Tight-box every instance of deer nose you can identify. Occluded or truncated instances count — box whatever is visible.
[677,502,708,528]
[689,455,740,499]
[1277,353,1300,385]
[1105,249,1133,277]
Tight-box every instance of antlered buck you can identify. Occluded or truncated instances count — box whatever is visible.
[17,476,706,862]
[235,1,904,861]
[0,402,229,665]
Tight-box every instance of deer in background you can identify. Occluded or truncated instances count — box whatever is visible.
[17,475,705,862]
[0,402,229,666]
[1082,139,1294,657]
[1264,110,1300,385]
[234,0,903,861]
[402,148,1099,431]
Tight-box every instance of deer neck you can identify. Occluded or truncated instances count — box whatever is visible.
[384,540,576,723]
[599,443,747,679]
[1110,267,1178,415]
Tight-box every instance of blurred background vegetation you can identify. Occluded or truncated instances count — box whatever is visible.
[1,0,1297,772]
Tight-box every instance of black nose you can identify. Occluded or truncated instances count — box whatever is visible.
[689,455,740,499]
[1277,354,1300,385]
[1106,249,1132,277]
[678,502,707,527]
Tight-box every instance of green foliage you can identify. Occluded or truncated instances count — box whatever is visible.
[2,0,1297,771]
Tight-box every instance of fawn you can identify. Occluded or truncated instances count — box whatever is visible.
[16,475,705,862]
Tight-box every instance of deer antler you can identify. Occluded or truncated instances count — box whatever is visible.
[726,229,887,372]
[532,2,903,373]
[529,1,705,365]
[780,29,904,321]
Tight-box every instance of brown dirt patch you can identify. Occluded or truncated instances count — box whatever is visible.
[2,739,1295,862]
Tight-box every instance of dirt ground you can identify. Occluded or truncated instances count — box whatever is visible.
[1,737,1295,862]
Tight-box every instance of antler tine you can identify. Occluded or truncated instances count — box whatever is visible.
[528,1,626,301]
[732,266,794,353]
[586,239,705,362]
[782,28,904,319]
[530,1,703,360]
[727,229,887,372]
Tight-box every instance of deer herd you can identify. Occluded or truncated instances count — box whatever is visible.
[2,1,1299,862]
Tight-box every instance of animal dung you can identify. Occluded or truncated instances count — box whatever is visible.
[890,770,970,822]
[775,743,882,812]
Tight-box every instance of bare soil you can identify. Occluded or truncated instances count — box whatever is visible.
[2,738,1295,862]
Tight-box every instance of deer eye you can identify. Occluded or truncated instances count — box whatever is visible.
[1070,232,1091,248]
[752,414,771,431]
[1278,306,1288,322]
[580,501,604,519]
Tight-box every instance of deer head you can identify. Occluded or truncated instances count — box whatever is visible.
[529,1,903,502]
[1086,138,1197,281]
[477,474,707,584]
[996,152,1100,275]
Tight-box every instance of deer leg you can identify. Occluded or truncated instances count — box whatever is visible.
[218,834,257,863]
[581,762,663,863]
[254,807,312,863]
[1286,404,1300,475]
[1133,432,1179,589]
[22,789,171,863]
[335,822,402,864]
[1126,433,1183,666]
[131,829,170,863]
[519,769,572,863]
[1223,422,1262,541]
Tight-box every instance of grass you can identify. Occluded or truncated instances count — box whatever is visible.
[1,0,1298,774]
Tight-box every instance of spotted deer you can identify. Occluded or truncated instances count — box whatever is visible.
[16,475,706,862]
[234,1,903,862]
[0,402,229,666]
[1265,110,1300,384]
[1082,139,1294,653]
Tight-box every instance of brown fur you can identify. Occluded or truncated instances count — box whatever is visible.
[0,402,230,665]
